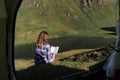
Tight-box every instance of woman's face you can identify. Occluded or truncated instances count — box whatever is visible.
[44,34,48,40]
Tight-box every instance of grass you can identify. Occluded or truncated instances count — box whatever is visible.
[15,0,117,45]
[15,49,92,71]
[15,49,93,70]
[15,45,114,80]
[15,49,93,80]
[15,35,116,60]
[15,0,119,80]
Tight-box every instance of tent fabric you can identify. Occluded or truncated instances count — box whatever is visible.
[115,20,120,69]
[0,19,9,80]
[103,20,120,78]
[0,0,119,80]
[115,20,120,50]
[103,50,118,77]
[0,0,7,18]
[0,0,22,80]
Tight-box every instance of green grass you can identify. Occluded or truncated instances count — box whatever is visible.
[15,45,114,80]
[15,49,93,80]
[15,0,117,45]
[15,0,119,80]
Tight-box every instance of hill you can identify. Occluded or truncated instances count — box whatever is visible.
[15,1,119,79]
[15,0,118,59]
[15,0,117,45]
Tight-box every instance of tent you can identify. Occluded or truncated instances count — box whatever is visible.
[0,0,120,80]
[0,0,22,80]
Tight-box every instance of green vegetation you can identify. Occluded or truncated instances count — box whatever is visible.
[15,0,119,80]
[15,0,117,44]
[15,0,117,59]
[16,45,114,80]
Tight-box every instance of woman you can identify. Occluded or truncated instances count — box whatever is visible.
[34,31,55,65]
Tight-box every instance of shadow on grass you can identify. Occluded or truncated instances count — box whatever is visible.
[16,63,84,80]
[101,27,116,35]
[15,36,115,59]
[16,61,108,80]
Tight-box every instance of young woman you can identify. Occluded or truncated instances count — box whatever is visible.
[34,31,55,65]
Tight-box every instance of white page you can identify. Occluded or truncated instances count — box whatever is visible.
[50,46,59,54]
[54,46,59,54]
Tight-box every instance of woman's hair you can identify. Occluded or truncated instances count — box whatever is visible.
[35,31,49,47]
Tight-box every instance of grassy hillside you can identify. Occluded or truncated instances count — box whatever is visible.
[15,0,118,59]
[15,1,120,79]
[15,45,114,80]
[15,0,117,44]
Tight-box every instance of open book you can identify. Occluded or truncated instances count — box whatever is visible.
[50,46,59,54]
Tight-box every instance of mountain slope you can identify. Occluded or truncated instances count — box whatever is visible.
[16,0,117,44]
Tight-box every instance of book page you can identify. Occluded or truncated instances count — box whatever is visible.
[54,46,59,54]
[50,46,59,54]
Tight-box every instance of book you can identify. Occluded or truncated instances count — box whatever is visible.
[50,46,59,54]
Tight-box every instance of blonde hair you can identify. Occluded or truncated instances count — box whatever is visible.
[36,31,49,47]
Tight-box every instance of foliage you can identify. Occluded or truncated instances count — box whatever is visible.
[15,0,117,45]
[15,44,115,80]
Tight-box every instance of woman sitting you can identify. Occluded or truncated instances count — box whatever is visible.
[34,31,55,65]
